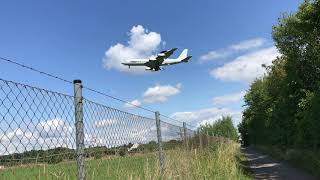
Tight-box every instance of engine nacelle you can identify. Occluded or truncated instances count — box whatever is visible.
[145,67,153,71]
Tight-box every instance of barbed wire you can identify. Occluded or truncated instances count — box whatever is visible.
[0,56,155,112]
[160,114,197,129]
[82,86,155,113]
[0,56,188,125]
[0,57,73,84]
[160,114,184,124]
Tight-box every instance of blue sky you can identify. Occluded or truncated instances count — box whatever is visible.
[0,0,302,127]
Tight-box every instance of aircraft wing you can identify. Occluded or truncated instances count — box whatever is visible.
[159,48,177,59]
[145,55,165,71]
[144,48,177,70]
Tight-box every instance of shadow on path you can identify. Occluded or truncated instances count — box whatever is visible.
[242,147,316,180]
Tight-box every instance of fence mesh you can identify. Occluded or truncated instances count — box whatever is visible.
[0,78,77,179]
[0,78,197,179]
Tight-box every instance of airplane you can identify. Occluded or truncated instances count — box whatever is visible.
[121,48,192,71]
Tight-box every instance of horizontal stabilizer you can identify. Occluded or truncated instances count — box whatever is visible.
[182,56,192,62]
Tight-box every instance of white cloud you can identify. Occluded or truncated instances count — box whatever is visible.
[210,47,279,83]
[85,133,104,147]
[143,83,182,103]
[0,128,33,143]
[94,119,117,128]
[230,38,265,51]
[87,118,158,147]
[0,118,75,155]
[200,50,230,62]
[37,118,73,138]
[170,107,242,127]
[0,128,37,154]
[123,99,141,108]
[103,25,162,73]
[200,37,266,62]
[213,91,246,105]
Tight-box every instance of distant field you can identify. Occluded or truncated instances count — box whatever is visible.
[0,142,251,180]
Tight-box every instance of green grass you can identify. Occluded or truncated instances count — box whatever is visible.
[0,142,252,180]
[0,154,157,180]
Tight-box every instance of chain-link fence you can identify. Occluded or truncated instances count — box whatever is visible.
[0,78,201,179]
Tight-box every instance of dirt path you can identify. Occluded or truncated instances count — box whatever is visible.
[242,147,316,180]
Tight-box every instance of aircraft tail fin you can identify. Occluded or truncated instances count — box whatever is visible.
[177,49,188,61]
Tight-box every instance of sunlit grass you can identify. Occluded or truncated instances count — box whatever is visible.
[155,142,251,180]
[0,142,251,180]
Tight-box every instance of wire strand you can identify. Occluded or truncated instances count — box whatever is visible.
[0,57,73,84]
[0,56,155,112]
[160,114,184,124]
[82,86,155,113]
[0,56,187,124]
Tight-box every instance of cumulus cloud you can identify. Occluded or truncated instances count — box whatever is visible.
[170,107,242,127]
[123,99,142,108]
[87,118,159,147]
[200,38,265,62]
[37,118,73,138]
[84,133,105,147]
[229,38,266,51]
[0,118,75,155]
[143,83,182,103]
[210,47,279,83]
[200,50,230,62]
[94,119,117,128]
[0,128,36,154]
[103,25,162,73]
[213,91,246,105]
[0,115,181,154]
[0,128,33,143]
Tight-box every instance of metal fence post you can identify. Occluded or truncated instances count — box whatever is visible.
[74,80,85,180]
[155,111,165,174]
[198,129,203,150]
[183,122,187,149]
[206,130,210,146]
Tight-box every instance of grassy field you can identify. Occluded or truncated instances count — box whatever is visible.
[0,142,251,180]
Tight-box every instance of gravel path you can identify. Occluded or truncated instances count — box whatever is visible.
[242,147,316,180]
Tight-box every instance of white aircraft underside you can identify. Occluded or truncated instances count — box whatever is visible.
[122,48,192,71]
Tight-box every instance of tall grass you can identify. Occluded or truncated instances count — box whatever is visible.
[0,142,251,179]
[145,141,251,180]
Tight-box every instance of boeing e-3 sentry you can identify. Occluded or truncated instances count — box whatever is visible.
[121,48,192,71]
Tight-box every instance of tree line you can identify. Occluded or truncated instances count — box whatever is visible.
[0,115,240,167]
[238,0,320,151]
[0,140,184,166]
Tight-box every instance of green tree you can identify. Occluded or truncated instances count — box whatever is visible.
[239,0,320,151]
[200,116,238,141]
